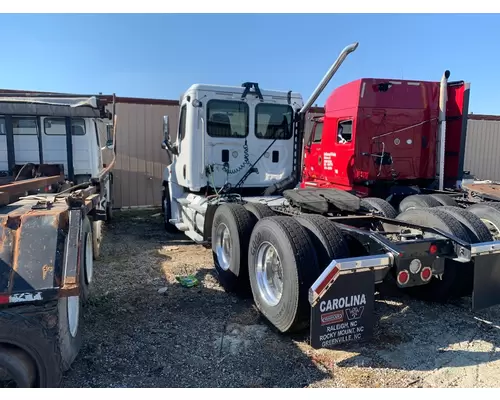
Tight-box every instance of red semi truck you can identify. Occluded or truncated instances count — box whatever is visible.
[301,71,470,205]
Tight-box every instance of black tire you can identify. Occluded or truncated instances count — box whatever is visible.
[467,202,500,239]
[395,208,473,301]
[244,202,276,221]
[212,203,255,293]
[162,184,179,233]
[398,194,441,213]
[248,217,320,333]
[0,309,63,387]
[294,214,349,271]
[437,206,493,243]
[360,197,398,219]
[436,206,493,297]
[429,193,458,207]
[0,345,37,387]
[80,217,93,304]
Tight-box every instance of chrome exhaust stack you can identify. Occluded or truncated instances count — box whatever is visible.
[299,42,359,116]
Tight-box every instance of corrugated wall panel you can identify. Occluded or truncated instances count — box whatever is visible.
[113,102,178,208]
[464,119,500,181]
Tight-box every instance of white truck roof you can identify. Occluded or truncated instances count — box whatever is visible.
[185,84,303,101]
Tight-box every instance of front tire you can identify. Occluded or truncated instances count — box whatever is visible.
[212,203,255,293]
[162,184,179,233]
[248,216,320,333]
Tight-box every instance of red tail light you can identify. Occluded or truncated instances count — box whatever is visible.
[429,244,438,255]
[397,270,410,285]
[0,295,9,304]
[421,267,433,282]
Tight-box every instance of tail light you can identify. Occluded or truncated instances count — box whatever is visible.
[397,270,410,285]
[421,267,433,282]
[429,244,438,255]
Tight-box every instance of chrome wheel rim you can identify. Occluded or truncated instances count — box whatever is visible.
[85,232,93,284]
[215,223,231,271]
[67,295,80,338]
[255,241,283,306]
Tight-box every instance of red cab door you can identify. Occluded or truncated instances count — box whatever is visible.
[303,118,324,185]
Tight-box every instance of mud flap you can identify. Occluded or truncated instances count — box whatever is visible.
[472,253,500,310]
[310,271,375,349]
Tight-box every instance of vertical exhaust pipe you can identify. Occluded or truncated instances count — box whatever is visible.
[299,42,359,115]
[438,70,450,191]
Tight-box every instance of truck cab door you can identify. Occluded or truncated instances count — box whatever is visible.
[303,118,324,184]
[329,118,355,188]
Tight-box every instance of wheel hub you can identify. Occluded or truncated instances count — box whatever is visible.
[255,242,283,306]
[67,296,80,338]
[85,232,93,284]
[215,223,232,271]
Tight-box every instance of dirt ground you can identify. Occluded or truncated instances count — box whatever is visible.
[61,209,500,388]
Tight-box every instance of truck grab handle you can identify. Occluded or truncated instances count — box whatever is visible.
[299,42,359,116]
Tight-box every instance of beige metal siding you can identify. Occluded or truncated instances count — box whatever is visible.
[464,119,500,182]
[113,102,178,209]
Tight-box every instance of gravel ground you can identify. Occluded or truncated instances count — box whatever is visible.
[61,209,500,388]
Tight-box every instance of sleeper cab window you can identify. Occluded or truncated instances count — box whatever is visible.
[207,100,249,138]
[337,120,353,143]
[178,105,187,142]
[312,121,324,143]
[44,118,86,136]
[255,103,293,140]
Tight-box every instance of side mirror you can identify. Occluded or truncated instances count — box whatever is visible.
[161,115,179,156]
[163,115,169,141]
[105,124,114,149]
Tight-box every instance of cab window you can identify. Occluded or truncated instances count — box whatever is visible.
[255,103,293,140]
[312,121,323,143]
[337,120,352,143]
[207,100,249,138]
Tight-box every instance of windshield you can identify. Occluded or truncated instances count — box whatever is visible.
[255,103,293,140]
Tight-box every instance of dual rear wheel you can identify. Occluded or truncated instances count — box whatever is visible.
[212,203,351,333]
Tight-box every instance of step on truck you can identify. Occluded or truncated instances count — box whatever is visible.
[161,42,500,350]
[0,94,116,387]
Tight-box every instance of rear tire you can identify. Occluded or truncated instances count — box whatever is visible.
[437,206,493,243]
[398,194,441,213]
[0,310,63,387]
[0,345,37,387]
[395,208,473,301]
[467,202,500,240]
[244,202,275,222]
[294,214,349,271]
[212,203,255,293]
[429,193,458,207]
[248,216,320,333]
[360,197,398,219]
